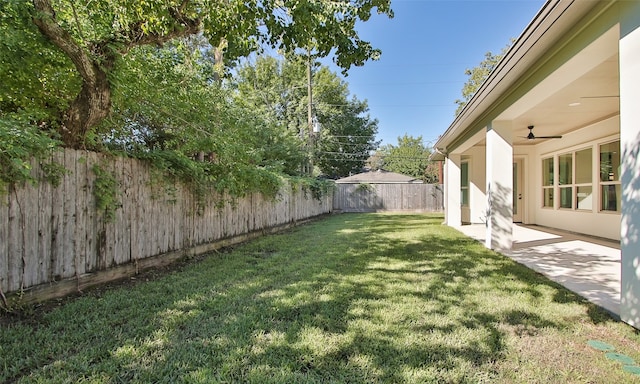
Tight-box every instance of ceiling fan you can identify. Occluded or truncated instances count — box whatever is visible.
[524,125,562,140]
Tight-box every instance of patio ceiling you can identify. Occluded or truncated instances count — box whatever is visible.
[500,26,620,146]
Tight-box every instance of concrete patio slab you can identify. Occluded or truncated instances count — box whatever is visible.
[453,224,621,317]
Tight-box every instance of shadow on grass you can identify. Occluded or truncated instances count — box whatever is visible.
[0,213,621,383]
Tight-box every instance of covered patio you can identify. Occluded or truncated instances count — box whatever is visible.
[455,224,620,316]
[431,1,640,328]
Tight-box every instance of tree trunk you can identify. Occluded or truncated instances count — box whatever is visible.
[31,0,202,148]
[61,64,111,149]
[32,0,114,149]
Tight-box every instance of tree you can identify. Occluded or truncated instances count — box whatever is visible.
[454,41,513,116]
[371,134,438,183]
[0,2,79,125]
[233,56,379,178]
[7,0,392,148]
[315,96,379,178]
[104,42,306,188]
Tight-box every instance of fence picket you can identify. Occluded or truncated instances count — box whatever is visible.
[50,150,65,282]
[0,186,8,293]
[36,158,51,286]
[21,160,39,288]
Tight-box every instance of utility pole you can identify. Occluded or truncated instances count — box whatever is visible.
[306,50,314,175]
[198,38,226,162]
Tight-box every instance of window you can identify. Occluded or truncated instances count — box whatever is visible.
[542,157,554,208]
[461,162,469,206]
[600,140,620,212]
[575,148,592,210]
[542,147,593,211]
[558,153,572,209]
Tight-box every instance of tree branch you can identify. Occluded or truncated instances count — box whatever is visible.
[32,0,97,84]
[125,17,201,52]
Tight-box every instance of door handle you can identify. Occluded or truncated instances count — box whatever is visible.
[518,194,522,200]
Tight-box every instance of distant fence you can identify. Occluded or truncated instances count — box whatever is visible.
[0,149,332,301]
[333,183,444,213]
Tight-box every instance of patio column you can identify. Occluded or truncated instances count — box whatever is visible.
[620,8,640,329]
[444,154,462,226]
[485,121,513,251]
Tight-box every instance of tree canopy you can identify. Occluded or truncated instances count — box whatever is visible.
[1,0,392,197]
[1,0,393,148]
[233,55,379,178]
[369,134,438,183]
[454,41,513,116]
[314,96,379,178]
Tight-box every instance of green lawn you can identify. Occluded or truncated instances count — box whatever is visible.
[2,213,639,383]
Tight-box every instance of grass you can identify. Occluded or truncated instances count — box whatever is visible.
[1,213,639,383]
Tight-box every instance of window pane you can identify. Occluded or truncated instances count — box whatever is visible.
[560,186,572,209]
[461,162,469,187]
[542,158,554,186]
[575,148,592,184]
[559,154,572,185]
[600,141,620,182]
[461,189,469,206]
[576,186,592,210]
[601,184,621,212]
[543,188,554,208]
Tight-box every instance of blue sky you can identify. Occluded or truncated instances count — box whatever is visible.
[325,0,545,148]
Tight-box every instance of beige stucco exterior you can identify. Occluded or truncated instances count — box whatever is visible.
[433,0,640,328]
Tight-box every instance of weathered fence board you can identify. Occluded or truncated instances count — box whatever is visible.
[7,188,21,291]
[0,149,332,299]
[63,151,77,281]
[49,151,64,283]
[333,183,444,213]
[24,172,39,289]
[0,192,8,294]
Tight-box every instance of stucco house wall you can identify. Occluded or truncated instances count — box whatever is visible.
[532,116,621,240]
[461,146,486,224]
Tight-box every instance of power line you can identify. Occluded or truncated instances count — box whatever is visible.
[322,135,378,138]
[317,158,371,162]
[320,102,452,108]
[318,151,431,160]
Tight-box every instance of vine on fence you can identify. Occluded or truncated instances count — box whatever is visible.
[290,177,335,201]
[0,121,65,195]
[130,150,332,214]
[92,164,120,222]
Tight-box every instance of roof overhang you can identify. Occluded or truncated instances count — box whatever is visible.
[433,0,618,155]
[428,148,446,161]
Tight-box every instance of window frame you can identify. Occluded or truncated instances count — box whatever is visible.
[599,140,621,213]
[460,161,469,207]
[542,156,554,209]
[542,146,594,212]
[558,152,573,210]
[574,147,593,211]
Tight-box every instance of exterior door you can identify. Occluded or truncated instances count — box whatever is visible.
[513,159,524,222]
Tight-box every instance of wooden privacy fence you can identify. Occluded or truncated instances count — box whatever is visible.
[0,149,332,301]
[333,183,444,213]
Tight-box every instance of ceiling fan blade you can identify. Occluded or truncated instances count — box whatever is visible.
[522,126,562,140]
[580,95,619,99]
